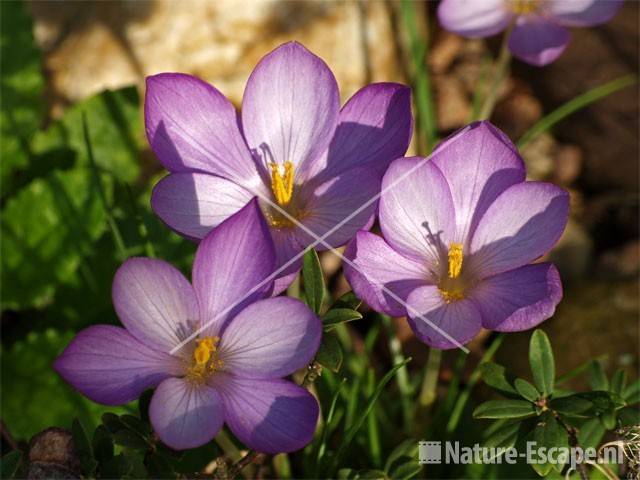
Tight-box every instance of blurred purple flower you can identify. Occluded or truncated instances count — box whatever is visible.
[54,200,321,452]
[145,41,413,293]
[344,121,569,349]
[438,0,624,66]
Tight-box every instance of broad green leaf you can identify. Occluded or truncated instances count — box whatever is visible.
[481,421,523,461]
[514,378,540,403]
[600,411,616,430]
[617,406,640,427]
[550,391,624,418]
[0,0,44,194]
[331,291,362,311]
[0,329,130,439]
[577,418,606,449]
[113,429,148,450]
[473,399,537,420]
[92,425,114,465]
[302,248,324,314]
[623,379,640,404]
[479,362,518,396]
[72,419,98,476]
[531,411,567,476]
[529,330,555,397]
[323,308,362,331]
[316,333,343,373]
[0,450,22,479]
[1,167,111,310]
[610,369,627,396]
[588,360,609,391]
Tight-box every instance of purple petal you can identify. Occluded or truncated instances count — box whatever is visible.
[151,172,256,240]
[145,73,260,186]
[272,271,300,296]
[112,258,199,352]
[470,263,562,332]
[469,182,570,278]
[545,0,624,27]
[217,376,318,454]
[431,121,525,243]
[269,229,306,285]
[308,83,413,182]
[220,297,321,378]
[406,286,482,349]
[193,199,276,335]
[149,377,224,450]
[379,157,456,266]
[344,231,430,317]
[297,166,381,249]
[508,16,570,66]
[241,42,340,179]
[54,325,183,405]
[437,0,514,38]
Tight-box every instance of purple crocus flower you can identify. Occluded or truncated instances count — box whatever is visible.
[438,0,624,66]
[344,121,569,349]
[54,200,321,452]
[145,41,412,293]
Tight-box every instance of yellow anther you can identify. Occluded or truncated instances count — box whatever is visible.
[269,161,295,206]
[447,243,464,279]
[511,0,539,15]
[439,288,465,304]
[193,337,219,366]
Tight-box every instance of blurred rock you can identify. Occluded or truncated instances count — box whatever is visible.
[28,0,403,115]
[429,32,463,74]
[28,428,80,479]
[598,241,640,279]
[492,79,542,139]
[553,144,583,187]
[521,133,555,181]
[434,76,470,131]
[549,219,594,282]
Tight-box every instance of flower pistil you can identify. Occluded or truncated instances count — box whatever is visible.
[511,0,539,15]
[447,242,464,279]
[269,161,295,206]
[187,336,223,383]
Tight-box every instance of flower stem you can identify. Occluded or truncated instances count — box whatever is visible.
[225,450,262,480]
[419,348,442,408]
[478,27,512,120]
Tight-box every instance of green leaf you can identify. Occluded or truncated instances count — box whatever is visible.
[302,248,324,314]
[331,291,362,311]
[0,329,131,439]
[610,369,627,396]
[112,429,148,450]
[322,308,363,331]
[479,362,518,396]
[588,360,609,391]
[518,74,638,149]
[600,411,616,430]
[0,0,45,194]
[531,411,567,476]
[481,421,525,461]
[0,450,22,479]
[384,439,418,474]
[92,425,114,464]
[316,333,343,373]
[550,391,624,417]
[617,406,640,427]
[119,414,150,437]
[514,378,540,403]
[388,461,422,480]
[72,419,98,476]
[473,399,537,420]
[577,418,606,449]
[529,330,555,397]
[623,379,640,404]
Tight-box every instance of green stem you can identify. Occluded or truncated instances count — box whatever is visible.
[517,73,637,149]
[478,27,512,120]
[419,348,442,407]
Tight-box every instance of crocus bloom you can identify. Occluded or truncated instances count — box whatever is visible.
[438,0,624,66]
[54,200,321,452]
[344,121,569,349]
[146,41,412,292]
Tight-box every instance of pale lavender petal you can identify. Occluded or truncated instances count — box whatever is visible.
[470,182,569,277]
[431,121,525,243]
[193,199,276,335]
[145,73,261,187]
[54,325,183,405]
[272,271,300,296]
[308,83,413,182]
[269,227,306,283]
[469,263,562,331]
[508,16,570,66]
[217,376,318,454]
[344,231,430,317]
[406,286,482,349]
[545,0,624,27]
[220,297,321,378]
[151,172,255,240]
[149,377,224,450]
[437,0,514,38]
[297,167,380,249]
[112,258,199,352]
[379,157,456,266]
[241,42,340,178]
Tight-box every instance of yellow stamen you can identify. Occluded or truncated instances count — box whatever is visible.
[269,161,295,206]
[447,243,464,279]
[193,336,218,365]
[439,288,465,304]
[187,336,223,384]
[511,0,539,15]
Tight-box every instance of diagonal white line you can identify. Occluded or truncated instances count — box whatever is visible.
[170,157,469,354]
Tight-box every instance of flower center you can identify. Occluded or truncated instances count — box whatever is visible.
[186,336,223,384]
[269,161,295,206]
[439,243,466,303]
[511,0,539,15]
